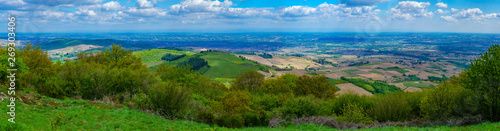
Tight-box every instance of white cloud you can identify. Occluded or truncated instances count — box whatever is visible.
[103,1,122,11]
[23,0,104,7]
[136,0,154,8]
[451,8,458,12]
[435,2,447,8]
[75,8,97,16]
[170,0,233,15]
[279,6,317,17]
[124,7,166,17]
[388,1,433,20]
[435,9,449,14]
[441,8,499,22]
[338,0,390,6]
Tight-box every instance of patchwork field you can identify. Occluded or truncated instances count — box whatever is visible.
[335,83,373,96]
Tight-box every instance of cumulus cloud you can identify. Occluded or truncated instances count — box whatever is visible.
[124,7,166,17]
[23,0,104,7]
[435,9,449,14]
[338,0,390,6]
[136,0,155,8]
[435,2,447,8]
[103,1,122,11]
[279,6,317,17]
[451,8,458,12]
[441,8,499,22]
[387,1,433,20]
[169,0,233,15]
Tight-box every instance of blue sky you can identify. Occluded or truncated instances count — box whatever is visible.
[1,0,500,33]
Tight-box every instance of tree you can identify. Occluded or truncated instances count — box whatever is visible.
[463,44,500,121]
[295,75,337,99]
[231,70,265,92]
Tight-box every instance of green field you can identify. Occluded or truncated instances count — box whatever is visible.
[201,51,267,80]
[343,69,360,77]
[403,81,433,89]
[133,49,195,67]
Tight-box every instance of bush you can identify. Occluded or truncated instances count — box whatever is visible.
[370,92,412,122]
[215,114,244,128]
[148,82,192,118]
[195,110,215,125]
[336,102,373,124]
[333,94,373,116]
[178,57,208,71]
[420,79,477,120]
[242,112,269,127]
[281,95,320,119]
[295,75,337,99]
[231,70,264,92]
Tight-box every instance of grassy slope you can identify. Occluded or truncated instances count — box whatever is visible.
[143,50,266,82]
[133,49,195,67]
[1,95,499,130]
[200,51,264,79]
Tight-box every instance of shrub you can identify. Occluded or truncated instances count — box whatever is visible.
[148,82,192,118]
[333,93,373,116]
[178,57,208,70]
[336,102,373,124]
[242,112,269,127]
[420,80,477,120]
[195,109,215,125]
[161,53,185,61]
[216,91,253,116]
[281,95,320,119]
[231,70,264,92]
[370,92,412,122]
[295,75,337,99]
[215,114,244,128]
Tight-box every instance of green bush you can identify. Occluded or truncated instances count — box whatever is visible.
[281,95,320,119]
[294,75,337,99]
[337,102,373,124]
[231,70,265,92]
[420,80,477,120]
[148,82,192,118]
[242,112,269,127]
[370,92,412,122]
[195,110,215,125]
[215,114,244,128]
[333,93,373,116]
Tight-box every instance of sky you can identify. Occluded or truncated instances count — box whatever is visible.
[1,0,500,33]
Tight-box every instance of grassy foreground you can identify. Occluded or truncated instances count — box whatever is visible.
[1,91,499,131]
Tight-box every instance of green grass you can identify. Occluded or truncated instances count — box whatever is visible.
[369,70,384,75]
[200,51,267,79]
[343,69,360,77]
[403,81,433,89]
[1,91,499,130]
[133,49,194,67]
[382,68,409,74]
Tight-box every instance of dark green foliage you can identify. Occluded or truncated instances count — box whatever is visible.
[370,92,412,122]
[463,44,500,122]
[242,112,269,127]
[195,110,215,125]
[161,53,185,61]
[420,80,477,120]
[333,93,373,116]
[341,76,401,94]
[231,70,265,92]
[281,96,320,119]
[428,75,448,82]
[148,82,191,118]
[337,102,373,124]
[258,53,273,59]
[295,75,337,99]
[215,114,244,128]
[178,57,209,70]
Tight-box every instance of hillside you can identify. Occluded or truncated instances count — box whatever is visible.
[140,50,269,83]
